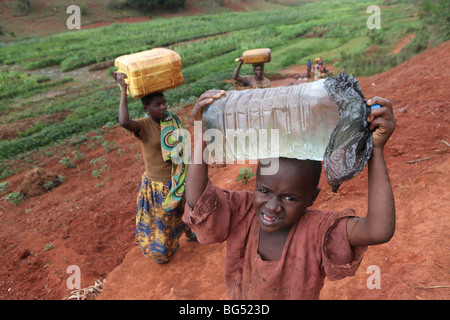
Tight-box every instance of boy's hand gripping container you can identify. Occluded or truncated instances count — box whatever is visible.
[237,48,271,64]
[114,48,184,98]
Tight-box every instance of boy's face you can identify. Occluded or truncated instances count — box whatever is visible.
[254,159,320,233]
[144,95,167,121]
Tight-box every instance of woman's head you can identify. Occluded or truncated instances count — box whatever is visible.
[141,92,167,121]
[253,64,264,80]
[254,158,322,233]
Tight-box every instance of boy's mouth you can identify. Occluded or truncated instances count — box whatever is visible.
[260,212,281,226]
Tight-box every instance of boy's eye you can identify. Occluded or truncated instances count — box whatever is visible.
[259,189,269,194]
[283,196,296,201]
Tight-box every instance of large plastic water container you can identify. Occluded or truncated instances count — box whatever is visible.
[240,48,271,64]
[201,79,339,162]
[114,48,184,98]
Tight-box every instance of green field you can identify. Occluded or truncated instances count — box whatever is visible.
[0,0,446,166]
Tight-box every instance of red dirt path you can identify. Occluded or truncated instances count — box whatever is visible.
[1,41,449,300]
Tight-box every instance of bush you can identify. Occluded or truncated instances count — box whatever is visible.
[420,0,449,41]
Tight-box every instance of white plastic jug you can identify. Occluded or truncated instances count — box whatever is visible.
[201,80,339,162]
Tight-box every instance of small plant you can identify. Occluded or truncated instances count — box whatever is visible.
[92,169,101,178]
[59,157,75,168]
[0,168,14,179]
[0,181,9,193]
[69,136,89,146]
[102,140,118,153]
[104,121,115,129]
[236,167,256,185]
[43,243,53,252]
[89,156,105,166]
[43,150,54,158]
[95,182,104,188]
[72,150,84,161]
[6,192,24,205]
[91,162,109,179]
[92,135,105,144]
[43,175,65,191]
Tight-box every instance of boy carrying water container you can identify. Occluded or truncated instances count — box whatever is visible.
[183,89,396,299]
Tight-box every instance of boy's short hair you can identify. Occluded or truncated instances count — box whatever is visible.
[257,157,322,189]
[141,91,164,107]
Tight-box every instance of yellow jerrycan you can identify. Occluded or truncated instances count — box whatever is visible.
[235,48,271,64]
[114,48,184,98]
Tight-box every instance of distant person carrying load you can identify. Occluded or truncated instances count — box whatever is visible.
[233,48,271,89]
[314,61,321,80]
[319,61,329,78]
[314,57,329,80]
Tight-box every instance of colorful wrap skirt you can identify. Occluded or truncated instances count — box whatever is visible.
[135,175,188,262]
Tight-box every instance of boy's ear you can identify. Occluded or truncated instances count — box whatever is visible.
[308,187,321,207]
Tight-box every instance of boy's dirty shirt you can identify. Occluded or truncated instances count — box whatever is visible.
[183,179,367,300]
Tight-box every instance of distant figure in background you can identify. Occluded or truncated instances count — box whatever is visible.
[319,61,329,77]
[233,57,271,88]
[314,61,321,80]
[112,71,197,264]
[306,59,312,78]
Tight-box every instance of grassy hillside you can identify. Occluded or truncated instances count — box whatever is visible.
[0,0,443,164]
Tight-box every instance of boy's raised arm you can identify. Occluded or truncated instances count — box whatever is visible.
[347,97,396,247]
[186,89,226,209]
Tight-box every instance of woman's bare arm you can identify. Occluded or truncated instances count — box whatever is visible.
[113,71,140,133]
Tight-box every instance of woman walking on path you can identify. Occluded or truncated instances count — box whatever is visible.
[113,71,196,264]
